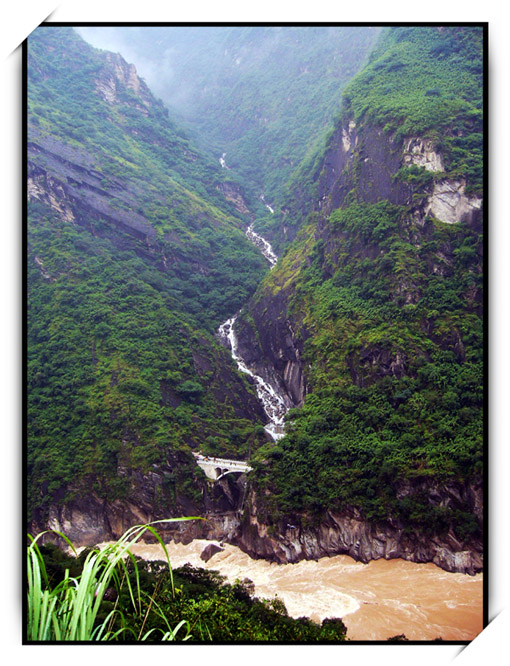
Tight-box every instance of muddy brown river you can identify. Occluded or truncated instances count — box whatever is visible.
[122,539,483,641]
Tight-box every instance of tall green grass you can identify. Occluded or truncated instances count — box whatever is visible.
[27,519,200,642]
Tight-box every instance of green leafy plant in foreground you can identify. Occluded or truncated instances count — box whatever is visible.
[26,519,200,642]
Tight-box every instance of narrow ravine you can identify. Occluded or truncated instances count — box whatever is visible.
[217,200,289,439]
[218,314,287,440]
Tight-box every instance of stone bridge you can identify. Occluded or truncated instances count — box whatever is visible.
[192,452,253,481]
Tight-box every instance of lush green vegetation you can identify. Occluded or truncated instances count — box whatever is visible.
[30,526,347,643]
[245,28,484,542]
[27,24,484,608]
[27,28,270,521]
[27,521,195,641]
[26,24,484,643]
[268,26,484,250]
[78,25,380,233]
[251,203,482,540]
[342,26,484,192]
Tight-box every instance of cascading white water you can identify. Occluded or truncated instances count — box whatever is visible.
[216,153,287,438]
[218,315,287,440]
[260,193,275,214]
[245,224,278,267]
[218,218,289,440]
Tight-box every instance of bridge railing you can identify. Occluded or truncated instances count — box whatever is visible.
[193,453,251,468]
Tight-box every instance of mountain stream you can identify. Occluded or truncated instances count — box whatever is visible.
[218,218,287,440]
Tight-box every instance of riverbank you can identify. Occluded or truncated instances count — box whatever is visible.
[116,538,483,641]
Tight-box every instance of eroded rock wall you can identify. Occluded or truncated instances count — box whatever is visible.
[235,478,483,575]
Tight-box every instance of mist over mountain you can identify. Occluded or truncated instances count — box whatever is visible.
[77,26,379,212]
[26,25,484,642]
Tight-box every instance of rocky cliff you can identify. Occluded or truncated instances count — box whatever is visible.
[233,94,483,573]
[318,120,482,227]
[235,477,482,575]
[33,464,249,549]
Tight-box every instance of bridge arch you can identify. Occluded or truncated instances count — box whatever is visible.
[192,452,253,481]
[216,469,246,481]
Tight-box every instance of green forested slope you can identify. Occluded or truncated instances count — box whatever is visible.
[271,26,484,249]
[78,26,379,218]
[246,26,484,543]
[27,27,269,521]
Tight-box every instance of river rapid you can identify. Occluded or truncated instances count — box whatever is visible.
[123,539,483,642]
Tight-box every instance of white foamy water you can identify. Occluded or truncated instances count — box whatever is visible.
[217,217,288,439]
[245,223,278,267]
[260,193,275,214]
[122,539,484,641]
[219,152,228,168]
[218,315,288,439]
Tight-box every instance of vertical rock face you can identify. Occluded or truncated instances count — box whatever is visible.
[319,123,413,213]
[318,121,483,227]
[35,470,250,549]
[426,179,483,225]
[403,137,444,172]
[233,110,483,573]
[235,479,483,575]
[236,287,308,410]
[95,53,153,114]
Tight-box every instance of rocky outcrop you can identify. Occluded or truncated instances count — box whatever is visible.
[34,471,483,575]
[318,121,483,228]
[235,478,483,575]
[200,542,224,562]
[95,53,153,115]
[236,288,307,409]
[403,137,444,172]
[425,178,483,225]
[216,182,252,216]
[318,122,413,214]
[28,131,157,245]
[33,468,250,549]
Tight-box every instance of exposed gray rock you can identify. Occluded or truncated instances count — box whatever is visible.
[426,179,482,224]
[200,542,224,562]
[403,137,444,172]
[234,479,483,575]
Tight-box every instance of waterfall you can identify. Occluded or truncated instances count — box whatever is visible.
[218,315,287,440]
[216,153,287,438]
[218,224,288,440]
[260,193,275,214]
[245,224,278,267]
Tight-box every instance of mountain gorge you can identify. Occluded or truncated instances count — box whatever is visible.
[235,26,484,573]
[27,27,271,537]
[76,25,380,250]
[27,25,484,577]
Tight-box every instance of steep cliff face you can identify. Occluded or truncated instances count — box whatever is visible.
[235,27,484,573]
[35,468,248,549]
[27,27,271,533]
[236,288,308,409]
[236,478,482,575]
[318,121,482,228]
